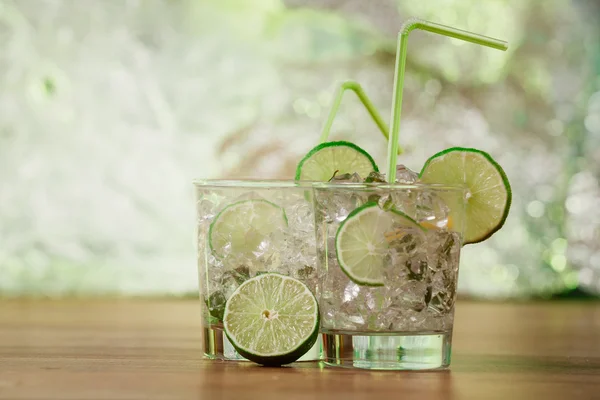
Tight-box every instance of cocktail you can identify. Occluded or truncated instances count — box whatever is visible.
[311,149,510,369]
[195,180,321,361]
[195,18,512,369]
[301,20,511,370]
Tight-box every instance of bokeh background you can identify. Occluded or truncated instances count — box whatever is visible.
[1,0,599,298]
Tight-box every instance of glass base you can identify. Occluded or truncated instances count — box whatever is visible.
[203,326,322,361]
[322,330,452,370]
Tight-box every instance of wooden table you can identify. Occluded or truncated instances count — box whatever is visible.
[0,300,599,399]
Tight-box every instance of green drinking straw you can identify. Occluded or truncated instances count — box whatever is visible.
[319,80,403,155]
[386,18,508,182]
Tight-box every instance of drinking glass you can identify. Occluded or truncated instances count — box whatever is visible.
[194,180,320,361]
[313,182,466,370]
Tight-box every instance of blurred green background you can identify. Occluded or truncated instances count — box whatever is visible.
[1,0,599,298]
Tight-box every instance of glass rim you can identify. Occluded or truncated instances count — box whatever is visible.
[193,179,316,189]
[312,181,468,192]
[193,179,467,191]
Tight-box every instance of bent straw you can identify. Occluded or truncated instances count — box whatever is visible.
[386,18,508,182]
[319,80,403,155]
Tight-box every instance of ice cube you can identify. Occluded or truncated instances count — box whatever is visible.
[224,229,285,275]
[360,289,396,330]
[365,171,387,183]
[296,265,315,282]
[287,200,313,234]
[257,248,283,273]
[386,279,428,313]
[386,183,419,219]
[426,231,460,315]
[314,188,365,224]
[430,269,457,297]
[335,301,363,330]
[376,193,394,211]
[330,172,363,183]
[220,270,241,299]
[387,228,425,257]
[229,265,250,284]
[336,287,397,331]
[343,281,361,302]
[416,191,450,228]
[196,199,217,224]
[283,197,318,289]
[428,292,453,315]
[395,165,419,184]
[427,230,460,272]
[205,291,226,321]
[398,310,428,330]
[362,171,391,209]
[406,256,429,282]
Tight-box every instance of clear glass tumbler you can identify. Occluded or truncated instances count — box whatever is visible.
[313,182,467,370]
[194,180,320,361]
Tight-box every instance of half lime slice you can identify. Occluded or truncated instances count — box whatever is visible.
[295,141,379,181]
[335,202,424,286]
[419,147,512,244]
[223,273,319,366]
[209,199,288,259]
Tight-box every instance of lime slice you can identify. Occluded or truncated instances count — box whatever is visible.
[209,200,288,259]
[419,147,512,244]
[335,202,424,286]
[295,141,379,181]
[223,273,319,366]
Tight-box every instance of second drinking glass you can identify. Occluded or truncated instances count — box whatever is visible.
[312,182,467,370]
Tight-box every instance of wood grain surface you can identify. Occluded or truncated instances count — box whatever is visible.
[1,300,599,399]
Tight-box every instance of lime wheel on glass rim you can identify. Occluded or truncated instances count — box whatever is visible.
[295,141,379,181]
[419,147,511,244]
